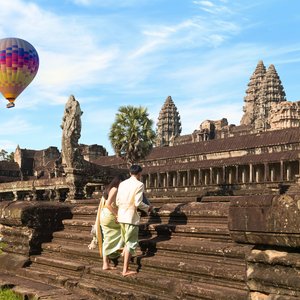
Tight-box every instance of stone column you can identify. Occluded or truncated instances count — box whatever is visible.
[222,166,226,184]
[264,163,269,182]
[65,168,86,201]
[249,164,253,183]
[157,172,161,188]
[187,170,190,187]
[177,171,180,187]
[286,164,291,181]
[280,161,284,181]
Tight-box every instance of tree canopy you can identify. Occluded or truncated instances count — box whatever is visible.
[109,105,156,165]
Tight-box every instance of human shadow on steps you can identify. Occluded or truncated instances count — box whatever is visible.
[136,203,188,272]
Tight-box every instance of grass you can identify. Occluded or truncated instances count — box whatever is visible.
[0,242,5,255]
[0,288,23,300]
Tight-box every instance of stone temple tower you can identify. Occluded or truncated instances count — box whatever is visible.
[240,60,286,130]
[156,96,182,147]
[254,64,286,130]
[240,60,266,126]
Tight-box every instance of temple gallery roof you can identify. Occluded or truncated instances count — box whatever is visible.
[93,127,300,169]
[147,127,300,160]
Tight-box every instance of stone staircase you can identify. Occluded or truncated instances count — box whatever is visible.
[16,195,253,299]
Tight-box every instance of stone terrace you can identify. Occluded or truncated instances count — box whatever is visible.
[0,194,253,300]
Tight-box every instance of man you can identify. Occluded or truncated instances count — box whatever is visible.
[116,164,151,276]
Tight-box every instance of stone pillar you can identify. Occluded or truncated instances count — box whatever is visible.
[210,168,213,185]
[229,169,232,184]
[13,191,19,201]
[204,171,208,185]
[249,163,253,183]
[65,168,86,201]
[215,170,219,185]
[242,168,246,184]
[182,173,186,186]
[280,161,284,181]
[222,166,226,184]
[177,171,180,187]
[166,172,169,188]
[270,167,274,182]
[264,163,269,181]
[287,164,291,181]
[157,172,161,188]
[235,166,239,183]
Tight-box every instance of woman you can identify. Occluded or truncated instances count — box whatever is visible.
[99,175,125,270]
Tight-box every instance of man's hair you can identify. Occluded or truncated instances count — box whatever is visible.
[129,164,143,175]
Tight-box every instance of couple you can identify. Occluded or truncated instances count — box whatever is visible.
[98,164,152,277]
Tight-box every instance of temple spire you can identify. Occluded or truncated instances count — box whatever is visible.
[156,96,181,147]
[240,60,266,126]
[254,64,286,130]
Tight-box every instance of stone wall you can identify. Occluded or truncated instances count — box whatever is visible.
[0,201,72,270]
[228,193,300,299]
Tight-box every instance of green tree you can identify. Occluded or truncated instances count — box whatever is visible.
[109,106,156,165]
[0,150,14,161]
[7,152,15,162]
[0,149,8,161]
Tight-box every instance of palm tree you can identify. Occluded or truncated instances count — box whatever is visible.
[109,105,156,165]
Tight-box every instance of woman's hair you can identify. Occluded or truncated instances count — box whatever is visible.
[103,174,125,199]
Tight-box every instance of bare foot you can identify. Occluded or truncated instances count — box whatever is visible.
[122,270,137,277]
[103,266,117,270]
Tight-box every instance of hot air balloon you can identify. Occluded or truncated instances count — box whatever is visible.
[0,37,39,108]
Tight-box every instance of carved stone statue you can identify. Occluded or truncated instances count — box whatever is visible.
[61,95,84,170]
[61,95,85,200]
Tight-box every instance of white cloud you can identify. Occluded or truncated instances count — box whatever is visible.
[0,140,18,152]
[0,116,38,136]
[72,0,91,5]
[69,0,151,7]
[193,0,234,15]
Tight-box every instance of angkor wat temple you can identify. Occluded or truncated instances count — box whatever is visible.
[0,61,299,299]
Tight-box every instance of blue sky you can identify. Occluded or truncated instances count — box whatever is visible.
[0,0,300,155]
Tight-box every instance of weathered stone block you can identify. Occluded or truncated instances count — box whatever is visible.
[228,194,300,247]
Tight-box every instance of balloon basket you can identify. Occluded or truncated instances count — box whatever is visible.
[6,102,15,108]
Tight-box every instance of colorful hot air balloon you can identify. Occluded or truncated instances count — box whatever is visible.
[0,37,39,108]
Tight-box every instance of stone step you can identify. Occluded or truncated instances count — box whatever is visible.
[63,217,94,230]
[53,228,94,243]
[61,217,230,242]
[140,236,253,259]
[24,263,174,300]
[135,252,246,283]
[72,275,174,300]
[140,223,231,241]
[33,240,247,284]
[200,195,231,202]
[41,236,248,269]
[0,271,87,300]
[27,251,248,299]
[32,255,86,272]
[71,205,98,216]
[145,196,198,207]
[180,281,248,300]
[41,240,101,262]
[69,201,229,219]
